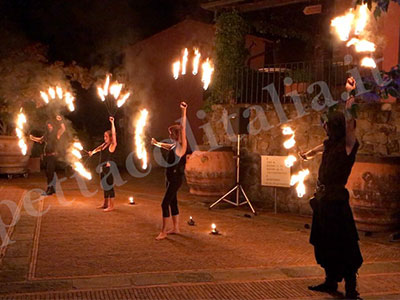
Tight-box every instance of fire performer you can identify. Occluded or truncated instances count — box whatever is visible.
[88,117,117,212]
[299,77,363,299]
[151,102,187,240]
[30,115,66,195]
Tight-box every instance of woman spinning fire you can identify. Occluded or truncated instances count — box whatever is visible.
[152,102,187,240]
[88,116,117,212]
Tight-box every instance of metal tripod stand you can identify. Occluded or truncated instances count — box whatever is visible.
[209,134,256,214]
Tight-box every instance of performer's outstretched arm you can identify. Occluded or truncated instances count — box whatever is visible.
[175,102,187,158]
[345,77,357,155]
[299,144,324,161]
[56,115,65,140]
[151,138,174,151]
[88,143,106,157]
[29,135,44,143]
[109,116,117,153]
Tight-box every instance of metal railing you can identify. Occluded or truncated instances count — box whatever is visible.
[234,60,357,104]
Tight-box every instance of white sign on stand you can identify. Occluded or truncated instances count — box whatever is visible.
[261,156,291,187]
[261,156,291,214]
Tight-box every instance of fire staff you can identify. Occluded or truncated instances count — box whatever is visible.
[300,77,363,299]
[30,115,65,196]
[88,116,117,212]
[152,102,187,240]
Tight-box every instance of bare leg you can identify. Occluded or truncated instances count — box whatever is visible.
[97,198,108,209]
[167,215,180,234]
[104,197,114,212]
[156,217,170,240]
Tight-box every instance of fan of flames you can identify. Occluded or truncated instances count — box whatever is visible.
[40,86,75,111]
[331,4,377,68]
[172,48,214,90]
[15,109,28,156]
[97,74,130,108]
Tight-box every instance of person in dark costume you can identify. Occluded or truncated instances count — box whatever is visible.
[151,102,187,240]
[88,117,117,212]
[299,77,363,299]
[30,115,66,195]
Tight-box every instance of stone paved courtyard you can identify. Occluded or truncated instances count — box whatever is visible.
[0,169,399,299]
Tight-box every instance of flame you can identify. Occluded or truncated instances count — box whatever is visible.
[331,10,354,41]
[201,58,214,90]
[346,38,376,53]
[40,91,49,104]
[16,111,28,155]
[97,87,106,101]
[64,92,75,112]
[290,169,310,198]
[284,136,296,149]
[73,162,92,180]
[361,57,376,68]
[48,87,56,99]
[103,75,110,96]
[181,48,188,75]
[192,48,201,75]
[135,109,148,169]
[355,4,369,35]
[110,83,123,100]
[173,61,180,80]
[56,86,63,99]
[284,155,297,168]
[282,127,294,135]
[117,92,130,108]
[71,149,82,159]
[73,142,83,151]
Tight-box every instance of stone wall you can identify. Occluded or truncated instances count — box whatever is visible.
[202,102,400,215]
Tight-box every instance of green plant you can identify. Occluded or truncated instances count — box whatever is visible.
[207,11,249,108]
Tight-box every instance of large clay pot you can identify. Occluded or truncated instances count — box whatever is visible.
[185,150,235,196]
[0,136,33,176]
[346,156,400,232]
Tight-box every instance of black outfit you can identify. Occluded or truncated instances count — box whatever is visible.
[309,112,363,297]
[161,145,186,218]
[100,146,115,199]
[43,130,58,193]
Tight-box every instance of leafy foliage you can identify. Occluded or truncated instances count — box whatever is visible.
[208,11,249,107]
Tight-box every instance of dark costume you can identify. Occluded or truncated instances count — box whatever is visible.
[310,112,363,297]
[43,130,58,193]
[100,146,115,199]
[161,145,186,218]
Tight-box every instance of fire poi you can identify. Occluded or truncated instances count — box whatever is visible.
[15,109,28,155]
[97,74,131,115]
[330,4,377,68]
[290,169,310,198]
[172,48,214,90]
[134,109,149,169]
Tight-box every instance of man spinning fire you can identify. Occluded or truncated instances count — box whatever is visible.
[299,77,363,299]
[30,115,66,195]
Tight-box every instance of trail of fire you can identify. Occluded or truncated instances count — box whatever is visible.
[15,110,28,155]
[69,141,92,180]
[284,155,297,168]
[134,109,149,169]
